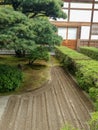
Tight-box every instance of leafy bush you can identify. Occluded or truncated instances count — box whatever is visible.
[28,46,50,64]
[0,64,23,92]
[79,47,98,60]
[89,112,98,130]
[89,88,98,101]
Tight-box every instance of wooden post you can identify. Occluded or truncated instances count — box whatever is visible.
[89,0,95,46]
[77,27,81,50]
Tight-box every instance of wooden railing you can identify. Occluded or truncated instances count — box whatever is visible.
[79,40,98,47]
[0,49,15,55]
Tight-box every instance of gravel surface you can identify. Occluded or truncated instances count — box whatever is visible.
[0,67,94,130]
[0,96,9,120]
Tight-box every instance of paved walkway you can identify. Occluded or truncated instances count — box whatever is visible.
[0,67,94,130]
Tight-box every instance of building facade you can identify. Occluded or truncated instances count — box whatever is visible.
[51,0,98,49]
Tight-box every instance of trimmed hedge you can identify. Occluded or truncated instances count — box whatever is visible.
[0,64,23,92]
[75,60,98,91]
[89,87,98,110]
[55,46,90,60]
[55,46,98,109]
[89,111,98,130]
[55,46,91,74]
[79,47,98,60]
[55,46,98,92]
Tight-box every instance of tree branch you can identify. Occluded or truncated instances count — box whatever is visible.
[29,13,38,18]
[29,12,47,18]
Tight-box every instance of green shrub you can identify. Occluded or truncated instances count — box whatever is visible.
[75,60,98,92]
[61,113,98,130]
[89,112,98,130]
[79,47,98,60]
[55,46,98,92]
[89,88,98,110]
[0,64,23,92]
[55,46,90,74]
[28,46,50,64]
[55,46,98,119]
[55,46,90,60]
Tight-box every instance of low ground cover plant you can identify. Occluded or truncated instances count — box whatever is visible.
[0,55,50,94]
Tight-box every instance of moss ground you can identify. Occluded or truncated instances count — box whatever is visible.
[0,55,51,95]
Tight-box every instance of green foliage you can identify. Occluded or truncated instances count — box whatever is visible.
[79,47,98,60]
[61,124,80,130]
[55,46,98,110]
[89,112,98,130]
[55,46,90,60]
[0,8,62,56]
[0,64,23,92]
[75,60,98,91]
[4,0,67,19]
[33,17,62,46]
[89,88,98,110]
[55,46,98,91]
[55,46,90,74]
[28,46,50,64]
[0,7,27,27]
[0,7,36,55]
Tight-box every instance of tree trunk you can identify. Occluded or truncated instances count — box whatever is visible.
[28,58,36,65]
[15,49,26,57]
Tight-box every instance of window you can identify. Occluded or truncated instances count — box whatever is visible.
[93,11,98,22]
[70,10,91,22]
[94,4,98,9]
[91,24,98,35]
[91,35,98,39]
[58,27,67,39]
[68,28,77,39]
[63,2,69,8]
[70,3,92,9]
[80,26,90,39]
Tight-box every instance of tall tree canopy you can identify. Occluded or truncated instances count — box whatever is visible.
[0,0,66,58]
[0,7,26,26]
[3,0,67,19]
[0,7,63,57]
[0,7,36,56]
[32,17,62,46]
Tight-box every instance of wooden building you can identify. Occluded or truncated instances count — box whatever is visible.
[0,0,98,50]
[51,0,98,49]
